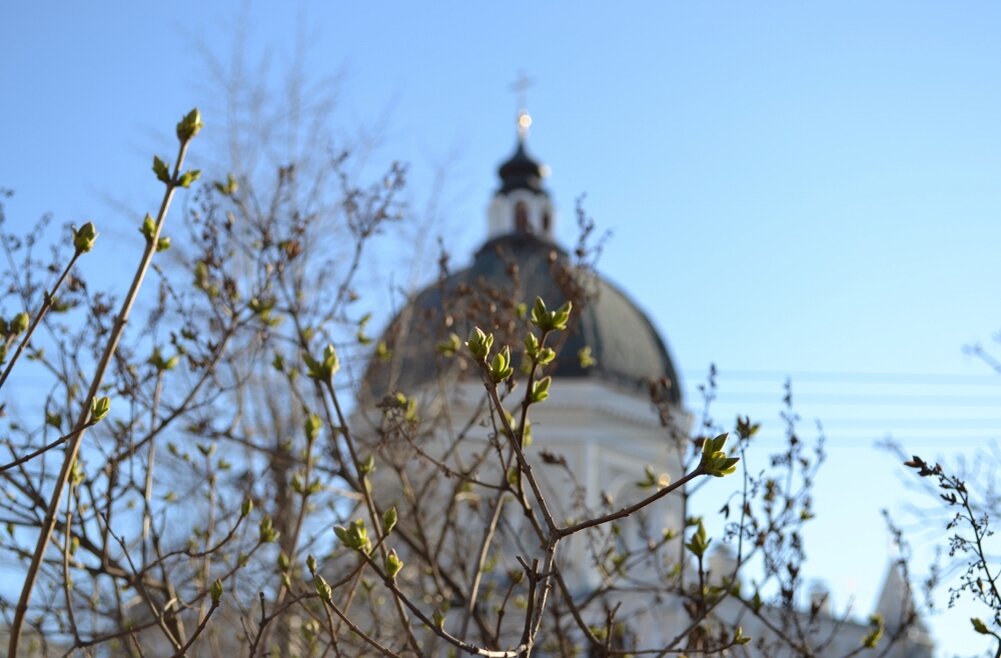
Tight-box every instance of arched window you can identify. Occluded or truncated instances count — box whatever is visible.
[515,201,529,233]
[542,211,551,232]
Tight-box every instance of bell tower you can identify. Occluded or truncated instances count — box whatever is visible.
[487,78,556,241]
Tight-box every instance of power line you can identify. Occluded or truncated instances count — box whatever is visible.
[680,368,1001,386]
[681,391,1001,406]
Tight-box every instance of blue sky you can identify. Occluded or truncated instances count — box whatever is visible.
[4,2,1001,653]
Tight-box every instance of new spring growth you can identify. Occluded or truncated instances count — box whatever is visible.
[334,519,372,553]
[259,516,280,543]
[152,156,171,184]
[735,415,761,441]
[304,344,340,382]
[524,332,555,365]
[148,346,179,372]
[214,174,239,196]
[700,432,740,477]
[685,519,710,558]
[314,575,332,602]
[862,614,884,648]
[177,169,201,189]
[530,376,552,403]
[437,332,461,356]
[489,346,514,383]
[10,312,29,335]
[382,506,398,535]
[210,578,223,605]
[176,108,203,142]
[304,413,322,443]
[465,326,493,362]
[90,396,111,423]
[72,222,98,254]
[530,297,572,332]
[384,549,404,579]
[140,214,157,243]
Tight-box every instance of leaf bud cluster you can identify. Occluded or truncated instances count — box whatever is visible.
[529,297,572,332]
[700,433,739,477]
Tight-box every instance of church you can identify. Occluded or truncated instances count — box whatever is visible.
[359,110,934,657]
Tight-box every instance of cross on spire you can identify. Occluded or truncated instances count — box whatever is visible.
[509,71,534,138]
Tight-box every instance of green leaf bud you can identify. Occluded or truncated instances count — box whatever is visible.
[45,412,62,430]
[465,326,493,362]
[176,108,203,142]
[862,614,884,648]
[700,432,740,477]
[382,506,398,534]
[334,519,372,553]
[304,414,322,442]
[384,549,404,579]
[10,312,29,335]
[523,332,540,356]
[314,574,332,602]
[530,297,573,332]
[685,520,710,558]
[437,332,462,356]
[736,415,761,440]
[210,578,223,605]
[152,156,171,184]
[214,174,239,196]
[156,236,171,252]
[259,516,280,543]
[72,221,98,253]
[304,344,340,382]
[530,376,552,403]
[177,169,201,188]
[140,214,157,242]
[351,519,371,553]
[91,396,111,422]
[489,345,514,383]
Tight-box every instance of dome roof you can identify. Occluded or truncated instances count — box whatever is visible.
[497,139,544,194]
[361,233,682,405]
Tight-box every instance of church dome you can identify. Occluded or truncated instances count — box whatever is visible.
[361,119,681,405]
[361,233,682,405]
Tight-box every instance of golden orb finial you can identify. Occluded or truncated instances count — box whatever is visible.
[517,110,533,138]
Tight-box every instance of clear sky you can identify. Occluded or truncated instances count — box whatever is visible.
[3,2,1001,654]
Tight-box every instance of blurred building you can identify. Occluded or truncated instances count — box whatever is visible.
[361,113,933,657]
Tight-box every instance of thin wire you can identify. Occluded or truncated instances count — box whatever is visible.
[681,367,1000,385]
